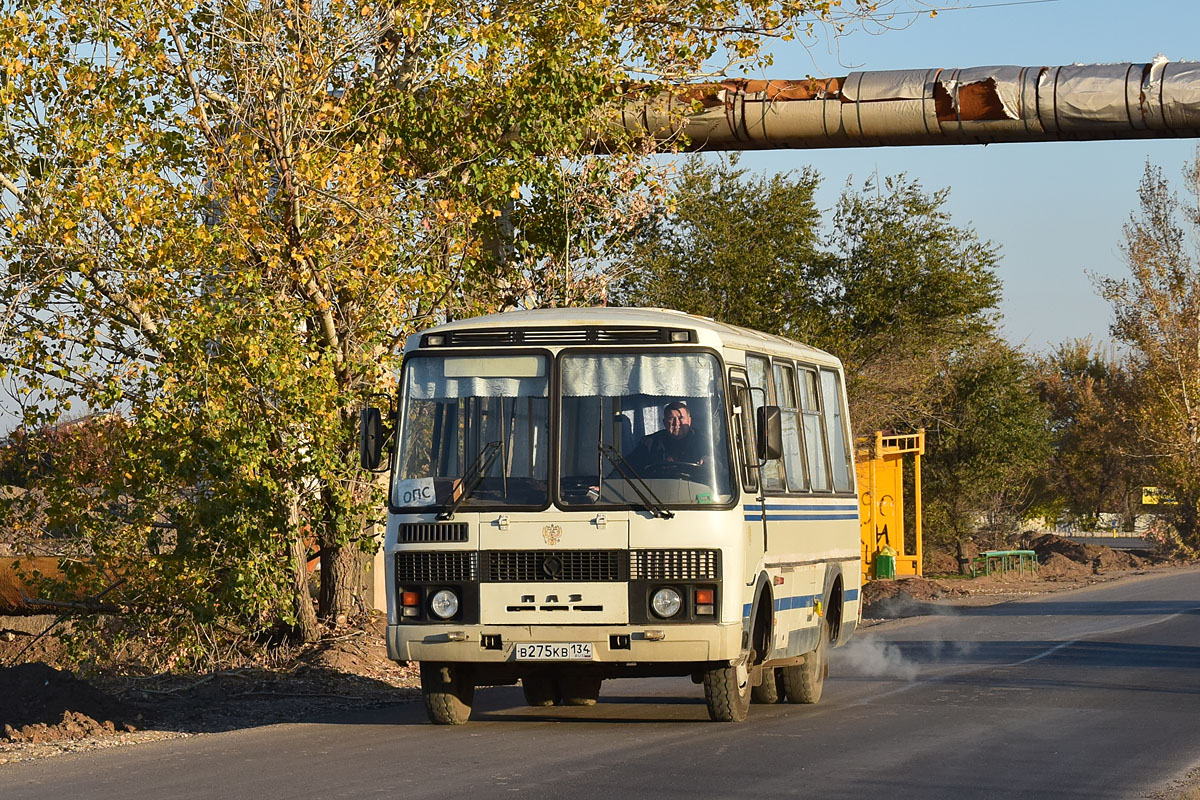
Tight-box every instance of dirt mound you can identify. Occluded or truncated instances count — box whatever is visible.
[923,550,961,574]
[0,663,136,743]
[1037,552,1093,581]
[862,577,960,618]
[1025,533,1145,574]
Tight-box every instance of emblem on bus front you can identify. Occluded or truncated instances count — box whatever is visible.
[542,524,562,545]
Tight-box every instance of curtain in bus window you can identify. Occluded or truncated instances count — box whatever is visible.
[747,355,785,492]
[394,355,550,509]
[820,368,854,493]
[561,353,717,397]
[405,355,548,400]
[799,368,831,492]
[559,352,734,508]
[773,363,808,492]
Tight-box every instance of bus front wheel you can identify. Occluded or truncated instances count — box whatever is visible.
[702,659,751,722]
[421,662,475,725]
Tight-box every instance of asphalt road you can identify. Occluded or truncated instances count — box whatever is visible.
[4,567,1200,800]
[1063,535,1153,550]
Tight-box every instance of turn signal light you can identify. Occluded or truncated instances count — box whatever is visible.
[694,589,714,605]
[402,591,421,606]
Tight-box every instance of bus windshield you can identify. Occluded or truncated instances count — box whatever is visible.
[392,353,551,510]
[559,351,735,508]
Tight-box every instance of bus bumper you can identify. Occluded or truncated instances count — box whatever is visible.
[387,622,744,665]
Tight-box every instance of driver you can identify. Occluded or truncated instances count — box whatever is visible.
[628,401,708,472]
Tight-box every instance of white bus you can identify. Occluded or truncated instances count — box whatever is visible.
[359,307,862,723]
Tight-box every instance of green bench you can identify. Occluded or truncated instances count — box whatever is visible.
[971,549,1039,578]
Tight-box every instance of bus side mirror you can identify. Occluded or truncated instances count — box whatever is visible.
[359,407,385,471]
[756,405,783,462]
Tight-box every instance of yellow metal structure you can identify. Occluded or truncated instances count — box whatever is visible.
[856,430,925,582]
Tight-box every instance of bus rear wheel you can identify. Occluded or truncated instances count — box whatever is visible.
[521,675,559,707]
[558,677,602,706]
[751,666,786,704]
[703,659,751,722]
[421,662,475,725]
[782,620,829,704]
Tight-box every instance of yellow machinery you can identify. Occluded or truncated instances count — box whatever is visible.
[856,430,924,582]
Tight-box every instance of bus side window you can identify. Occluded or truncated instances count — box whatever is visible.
[773,361,809,492]
[820,368,855,493]
[730,379,758,492]
[799,367,832,491]
[746,354,785,493]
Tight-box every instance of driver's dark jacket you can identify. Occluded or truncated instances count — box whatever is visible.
[627,428,707,471]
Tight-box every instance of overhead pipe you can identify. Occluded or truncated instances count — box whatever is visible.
[617,57,1200,150]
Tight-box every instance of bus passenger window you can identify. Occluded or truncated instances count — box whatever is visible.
[773,363,808,492]
[821,368,855,493]
[799,368,831,492]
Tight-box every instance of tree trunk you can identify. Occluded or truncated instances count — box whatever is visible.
[285,494,320,643]
[318,542,367,625]
[955,538,970,576]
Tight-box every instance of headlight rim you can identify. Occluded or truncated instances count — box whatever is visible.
[650,586,683,619]
[429,588,460,620]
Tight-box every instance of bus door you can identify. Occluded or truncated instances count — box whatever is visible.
[730,373,761,588]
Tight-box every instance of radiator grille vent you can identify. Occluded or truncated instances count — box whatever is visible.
[630,549,721,581]
[397,522,469,543]
[483,550,625,582]
[395,551,477,583]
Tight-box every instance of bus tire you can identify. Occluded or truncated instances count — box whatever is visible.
[521,675,558,707]
[751,666,786,704]
[558,677,602,706]
[421,662,474,725]
[703,659,752,722]
[782,620,829,705]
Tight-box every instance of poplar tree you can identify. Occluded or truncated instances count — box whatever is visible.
[0,0,891,665]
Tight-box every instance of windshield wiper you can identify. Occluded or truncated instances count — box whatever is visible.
[437,441,503,521]
[598,443,675,520]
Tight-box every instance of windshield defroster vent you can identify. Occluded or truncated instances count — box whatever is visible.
[422,327,691,347]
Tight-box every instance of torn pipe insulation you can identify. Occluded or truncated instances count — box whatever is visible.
[617,58,1200,150]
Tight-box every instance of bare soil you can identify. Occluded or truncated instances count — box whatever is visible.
[0,614,419,764]
[0,532,1190,766]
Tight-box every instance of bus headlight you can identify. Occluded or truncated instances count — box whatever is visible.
[430,589,460,620]
[651,587,682,619]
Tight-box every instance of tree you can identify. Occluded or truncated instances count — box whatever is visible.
[0,0,893,666]
[1032,340,1141,530]
[1098,153,1200,549]
[922,339,1052,570]
[614,161,1002,433]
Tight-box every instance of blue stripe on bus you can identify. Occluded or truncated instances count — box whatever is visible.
[744,503,859,512]
[744,514,860,522]
[742,588,860,618]
[742,594,817,618]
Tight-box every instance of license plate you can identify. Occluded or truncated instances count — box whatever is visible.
[514,642,593,661]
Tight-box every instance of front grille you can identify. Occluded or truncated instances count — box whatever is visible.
[395,551,477,583]
[397,522,469,543]
[482,550,626,582]
[427,326,682,347]
[630,549,721,581]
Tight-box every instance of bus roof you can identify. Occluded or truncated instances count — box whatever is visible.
[406,307,841,367]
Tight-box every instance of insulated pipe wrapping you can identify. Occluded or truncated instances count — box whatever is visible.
[616,58,1200,150]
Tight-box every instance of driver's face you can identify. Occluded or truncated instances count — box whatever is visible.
[663,407,692,438]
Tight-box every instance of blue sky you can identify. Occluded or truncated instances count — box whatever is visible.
[718,0,1200,352]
